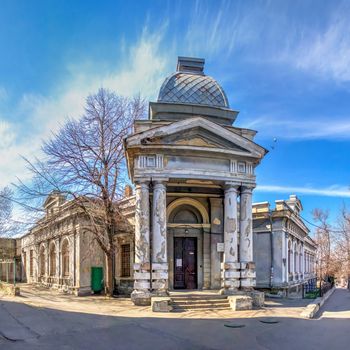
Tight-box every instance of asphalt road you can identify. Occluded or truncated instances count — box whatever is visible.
[0,288,349,350]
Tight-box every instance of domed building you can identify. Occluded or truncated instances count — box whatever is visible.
[125,57,268,306]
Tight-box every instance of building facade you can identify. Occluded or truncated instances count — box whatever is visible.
[0,237,21,283]
[18,57,317,302]
[253,195,317,296]
[21,192,135,295]
[21,193,105,295]
[124,57,267,305]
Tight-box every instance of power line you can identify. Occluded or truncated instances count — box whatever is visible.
[283,202,345,234]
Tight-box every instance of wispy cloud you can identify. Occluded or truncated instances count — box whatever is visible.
[256,184,350,198]
[244,115,350,140]
[0,28,172,187]
[291,7,350,82]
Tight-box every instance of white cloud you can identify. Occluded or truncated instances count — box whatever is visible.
[295,18,350,81]
[244,115,350,140]
[275,4,350,82]
[256,184,350,198]
[0,28,172,187]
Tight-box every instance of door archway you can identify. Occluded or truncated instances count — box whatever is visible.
[167,198,210,290]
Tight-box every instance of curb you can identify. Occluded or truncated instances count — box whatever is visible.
[300,287,335,319]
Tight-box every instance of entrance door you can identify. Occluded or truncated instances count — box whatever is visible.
[174,237,197,289]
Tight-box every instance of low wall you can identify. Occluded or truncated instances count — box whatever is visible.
[0,282,20,296]
[300,287,335,319]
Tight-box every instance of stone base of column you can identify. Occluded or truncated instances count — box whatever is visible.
[131,290,152,306]
[220,262,240,295]
[151,263,169,296]
[240,262,256,291]
[132,263,151,305]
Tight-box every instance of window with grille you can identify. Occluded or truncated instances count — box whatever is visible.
[121,244,131,277]
[29,250,33,277]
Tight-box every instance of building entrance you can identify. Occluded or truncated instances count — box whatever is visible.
[174,237,197,289]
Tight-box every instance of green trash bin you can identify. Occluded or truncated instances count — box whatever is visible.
[91,267,103,293]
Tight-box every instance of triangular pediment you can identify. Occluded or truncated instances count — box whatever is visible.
[126,117,267,158]
[145,126,248,152]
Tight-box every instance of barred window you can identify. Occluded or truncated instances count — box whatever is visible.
[121,244,131,277]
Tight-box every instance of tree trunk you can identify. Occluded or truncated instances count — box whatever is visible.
[104,254,114,297]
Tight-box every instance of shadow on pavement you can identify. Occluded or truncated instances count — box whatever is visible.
[0,292,350,350]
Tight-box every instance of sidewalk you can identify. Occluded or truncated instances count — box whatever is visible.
[1,283,310,320]
[317,287,350,319]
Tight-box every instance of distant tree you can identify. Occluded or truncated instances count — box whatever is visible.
[336,206,350,286]
[312,208,334,278]
[0,186,13,237]
[15,88,145,296]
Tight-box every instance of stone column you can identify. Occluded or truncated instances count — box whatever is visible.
[131,180,151,305]
[239,186,256,290]
[221,183,240,294]
[151,179,168,296]
[210,198,224,289]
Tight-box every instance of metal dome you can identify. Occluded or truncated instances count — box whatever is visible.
[157,57,229,108]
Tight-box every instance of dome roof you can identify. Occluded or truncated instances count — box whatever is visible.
[157,57,229,108]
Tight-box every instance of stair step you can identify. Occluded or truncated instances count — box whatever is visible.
[170,295,227,300]
[172,299,229,305]
[173,305,230,310]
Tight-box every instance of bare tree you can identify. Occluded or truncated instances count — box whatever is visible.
[312,208,334,278]
[0,187,13,237]
[336,206,350,286]
[15,88,145,296]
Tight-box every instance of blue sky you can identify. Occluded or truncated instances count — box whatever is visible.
[0,0,349,230]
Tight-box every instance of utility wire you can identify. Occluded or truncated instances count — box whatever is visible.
[283,202,345,234]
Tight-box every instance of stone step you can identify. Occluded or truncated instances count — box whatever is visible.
[173,305,230,311]
[170,295,227,300]
[171,299,229,305]
[171,297,230,310]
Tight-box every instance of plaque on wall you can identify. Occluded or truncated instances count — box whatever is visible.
[176,259,182,267]
[217,243,224,252]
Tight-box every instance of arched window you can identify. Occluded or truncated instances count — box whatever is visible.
[40,246,46,276]
[49,243,56,276]
[299,246,302,274]
[61,239,69,277]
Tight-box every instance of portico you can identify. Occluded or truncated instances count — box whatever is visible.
[125,57,267,305]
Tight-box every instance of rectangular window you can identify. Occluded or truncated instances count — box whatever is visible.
[29,250,33,277]
[121,244,131,277]
[23,252,27,275]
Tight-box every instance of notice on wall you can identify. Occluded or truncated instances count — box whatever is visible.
[217,243,224,252]
[176,259,182,267]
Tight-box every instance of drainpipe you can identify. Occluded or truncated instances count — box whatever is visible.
[73,230,76,289]
[268,211,274,289]
[149,183,153,293]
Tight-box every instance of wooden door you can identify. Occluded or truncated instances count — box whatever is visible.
[174,237,197,289]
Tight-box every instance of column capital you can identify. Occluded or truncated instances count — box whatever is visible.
[224,181,240,192]
[135,178,151,185]
[240,184,255,194]
[152,177,169,185]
